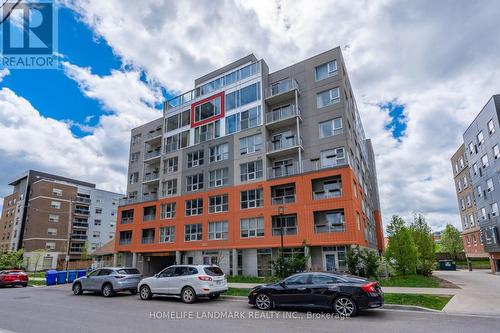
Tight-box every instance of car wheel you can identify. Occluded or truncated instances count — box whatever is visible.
[181,287,197,304]
[255,293,273,310]
[101,283,114,297]
[129,289,138,295]
[139,285,152,300]
[72,282,83,295]
[333,296,358,317]
[22,283,28,288]
[208,293,220,300]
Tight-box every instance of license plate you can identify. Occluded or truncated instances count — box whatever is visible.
[216,280,222,285]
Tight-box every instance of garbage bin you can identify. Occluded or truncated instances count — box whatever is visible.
[77,270,87,278]
[56,271,68,284]
[438,260,456,271]
[67,270,78,283]
[45,270,57,286]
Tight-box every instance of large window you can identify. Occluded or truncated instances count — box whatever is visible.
[160,203,176,219]
[225,106,261,134]
[317,87,340,108]
[165,130,190,153]
[312,176,342,199]
[209,168,229,187]
[271,184,296,205]
[194,120,220,144]
[209,143,229,162]
[315,60,338,81]
[161,179,177,197]
[185,224,203,241]
[240,218,264,238]
[194,96,222,123]
[272,214,297,236]
[159,226,175,243]
[186,174,204,192]
[208,221,228,240]
[186,198,203,216]
[482,154,489,168]
[225,82,261,111]
[314,210,345,233]
[320,147,346,167]
[239,134,262,155]
[209,194,229,213]
[166,110,190,132]
[240,189,264,209]
[319,117,342,138]
[187,150,204,168]
[163,156,178,174]
[240,160,263,182]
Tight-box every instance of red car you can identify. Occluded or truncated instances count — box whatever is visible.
[0,270,29,287]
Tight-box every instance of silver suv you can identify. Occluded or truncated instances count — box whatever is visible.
[138,265,227,303]
[72,267,142,297]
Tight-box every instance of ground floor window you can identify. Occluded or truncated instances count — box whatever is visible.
[229,250,243,275]
[257,248,273,277]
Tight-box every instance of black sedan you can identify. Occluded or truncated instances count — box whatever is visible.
[248,272,383,316]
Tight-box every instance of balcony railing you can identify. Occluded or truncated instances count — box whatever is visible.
[267,137,302,153]
[120,217,134,224]
[74,197,91,204]
[302,158,348,172]
[143,173,160,182]
[69,248,84,254]
[119,238,132,245]
[271,195,296,205]
[141,236,155,244]
[142,193,158,202]
[72,221,89,228]
[74,209,90,216]
[143,214,156,222]
[267,164,300,179]
[313,190,342,200]
[71,234,88,241]
[266,105,301,124]
[119,197,139,206]
[144,150,161,160]
[265,78,299,99]
[145,130,162,140]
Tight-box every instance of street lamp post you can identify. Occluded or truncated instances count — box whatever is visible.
[278,206,285,278]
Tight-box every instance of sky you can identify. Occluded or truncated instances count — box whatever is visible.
[1,0,500,232]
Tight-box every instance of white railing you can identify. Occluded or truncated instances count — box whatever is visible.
[265,78,299,98]
[267,164,300,179]
[266,105,301,124]
[267,136,302,152]
[144,150,161,160]
[143,173,160,182]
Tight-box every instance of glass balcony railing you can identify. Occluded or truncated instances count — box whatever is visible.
[266,105,301,124]
[143,214,156,222]
[74,209,90,216]
[267,164,300,179]
[143,173,160,182]
[120,217,134,224]
[74,196,91,204]
[119,238,132,245]
[141,236,155,244]
[267,137,302,152]
[70,234,87,241]
[144,150,161,160]
[265,78,299,99]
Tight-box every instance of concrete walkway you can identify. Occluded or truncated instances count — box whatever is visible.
[434,269,500,316]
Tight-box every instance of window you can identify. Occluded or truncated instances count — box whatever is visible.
[47,228,57,236]
[460,198,465,210]
[315,60,338,80]
[463,176,468,188]
[49,214,59,223]
[225,82,261,111]
[320,147,346,167]
[225,113,239,134]
[487,178,495,192]
[166,110,190,132]
[240,160,263,182]
[477,131,484,145]
[209,194,229,213]
[492,203,499,217]
[488,119,495,134]
[271,184,296,205]
[312,176,342,199]
[141,229,155,244]
[469,213,475,227]
[163,156,178,174]
[161,179,177,197]
[319,117,343,138]
[164,130,190,153]
[459,157,464,169]
[186,174,204,192]
[494,145,500,159]
[209,143,229,162]
[482,154,489,168]
[272,214,297,236]
[469,142,476,154]
[314,210,345,233]
[472,163,479,176]
[95,208,102,214]
[131,134,141,145]
[129,172,139,184]
[52,188,62,197]
[194,96,221,123]
[466,194,472,207]
[185,224,202,241]
[240,189,264,209]
[51,201,61,209]
[240,217,264,238]
[239,134,262,155]
[480,207,487,220]
[208,221,228,240]
[130,152,140,163]
[209,168,229,188]
[194,120,220,144]
[45,242,56,250]
[159,226,175,243]
[187,150,204,168]
[186,198,203,216]
[93,231,100,238]
[94,219,101,226]
[160,203,176,219]
[457,180,462,192]
[317,87,340,108]
[240,106,261,130]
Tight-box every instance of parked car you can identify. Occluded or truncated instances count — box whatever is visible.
[0,270,28,288]
[248,272,383,316]
[138,265,227,303]
[72,267,142,297]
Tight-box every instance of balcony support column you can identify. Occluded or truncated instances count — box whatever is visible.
[132,252,138,268]
[232,248,238,276]
[295,89,302,173]
[175,251,182,265]
[304,245,312,271]
[113,253,118,267]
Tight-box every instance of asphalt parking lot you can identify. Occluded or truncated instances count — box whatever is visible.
[1,285,500,333]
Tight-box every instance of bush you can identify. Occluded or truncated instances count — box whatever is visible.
[272,252,308,278]
[0,249,24,270]
[360,249,380,278]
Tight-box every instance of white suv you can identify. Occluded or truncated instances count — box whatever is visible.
[138,265,228,303]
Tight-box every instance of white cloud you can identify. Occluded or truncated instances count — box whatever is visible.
[0,68,10,82]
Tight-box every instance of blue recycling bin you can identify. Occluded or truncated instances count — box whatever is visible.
[45,270,57,286]
[77,270,87,278]
[56,271,67,284]
[67,270,78,283]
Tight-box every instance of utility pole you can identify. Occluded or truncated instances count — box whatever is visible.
[278,206,285,278]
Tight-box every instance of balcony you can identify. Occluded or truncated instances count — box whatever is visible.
[267,164,300,179]
[143,214,156,222]
[142,193,158,202]
[74,209,90,216]
[265,105,301,129]
[271,195,296,206]
[143,172,160,183]
[119,238,132,245]
[266,137,303,158]
[69,248,84,254]
[265,78,299,105]
[144,128,163,143]
[302,158,348,173]
[74,196,91,204]
[70,234,88,241]
[141,236,155,244]
[119,197,139,206]
[144,150,161,162]
[72,221,89,228]
[120,217,133,224]
[313,191,342,200]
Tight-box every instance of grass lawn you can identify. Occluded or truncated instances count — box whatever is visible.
[376,275,441,288]
[29,280,47,286]
[227,275,278,284]
[455,259,491,269]
[224,288,452,311]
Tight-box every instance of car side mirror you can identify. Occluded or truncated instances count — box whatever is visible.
[154,273,159,278]
[280,281,287,288]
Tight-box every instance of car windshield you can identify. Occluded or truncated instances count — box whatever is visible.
[117,269,140,275]
[203,266,224,276]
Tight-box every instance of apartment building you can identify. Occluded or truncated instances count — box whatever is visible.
[115,47,384,277]
[450,145,488,259]
[453,94,500,273]
[0,170,123,270]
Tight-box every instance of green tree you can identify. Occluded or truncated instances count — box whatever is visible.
[440,224,464,260]
[0,249,24,270]
[272,251,308,278]
[360,248,380,278]
[384,215,417,276]
[346,245,361,275]
[410,214,436,276]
